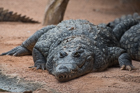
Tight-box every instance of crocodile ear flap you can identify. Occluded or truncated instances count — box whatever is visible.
[59,51,68,58]
[106,23,110,27]
[106,22,114,28]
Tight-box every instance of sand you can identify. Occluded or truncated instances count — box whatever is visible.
[0,0,140,93]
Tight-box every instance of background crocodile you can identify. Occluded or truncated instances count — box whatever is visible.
[1,13,140,82]
[107,13,140,62]
[0,8,39,23]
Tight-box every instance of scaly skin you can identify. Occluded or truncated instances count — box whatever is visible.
[0,19,137,82]
[108,13,140,70]
[120,24,140,61]
[107,13,140,29]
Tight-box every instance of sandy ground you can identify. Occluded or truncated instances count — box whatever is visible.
[0,0,140,93]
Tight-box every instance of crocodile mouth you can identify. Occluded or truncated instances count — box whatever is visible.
[55,73,77,82]
[56,74,71,80]
[54,68,79,82]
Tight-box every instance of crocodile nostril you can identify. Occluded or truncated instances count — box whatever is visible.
[59,66,68,72]
[71,69,78,73]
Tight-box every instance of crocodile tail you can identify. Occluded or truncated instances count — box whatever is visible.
[107,13,140,29]
[0,8,39,23]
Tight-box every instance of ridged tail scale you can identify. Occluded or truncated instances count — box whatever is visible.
[0,8,39,23]
[107,13,140,29]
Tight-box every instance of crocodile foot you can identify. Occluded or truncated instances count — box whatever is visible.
[120,65,136,71]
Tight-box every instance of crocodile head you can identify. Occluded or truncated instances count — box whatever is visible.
[51,46,94,82]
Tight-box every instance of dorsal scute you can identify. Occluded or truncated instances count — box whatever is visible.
[0,7,39,23]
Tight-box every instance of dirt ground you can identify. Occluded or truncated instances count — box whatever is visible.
[0,0,140,93]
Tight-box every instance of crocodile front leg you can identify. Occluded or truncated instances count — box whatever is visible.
[32,39,51,70]
[118,53,135,71]
[32,47,46,70]
[108,47,135,71]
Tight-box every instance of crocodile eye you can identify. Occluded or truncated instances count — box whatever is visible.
[73,50,84,57]
[59,51,67,58]
[73,52,81,57]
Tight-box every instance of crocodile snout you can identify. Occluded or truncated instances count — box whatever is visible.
[54,64,79,82]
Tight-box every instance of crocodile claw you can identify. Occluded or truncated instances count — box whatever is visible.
[121,65,136,71]
[35,62,46,70]
[0,46,31,56]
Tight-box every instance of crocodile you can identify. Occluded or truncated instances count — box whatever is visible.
[0,8,39,23]
[1,15,140,81]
